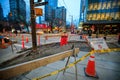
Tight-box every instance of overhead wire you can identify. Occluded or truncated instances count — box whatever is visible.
[58,0,62,7]
[62,0,72,15]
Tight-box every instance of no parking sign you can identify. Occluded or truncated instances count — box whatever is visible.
[88,38,109,50]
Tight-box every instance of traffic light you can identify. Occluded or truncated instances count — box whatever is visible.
[35,8,43,16]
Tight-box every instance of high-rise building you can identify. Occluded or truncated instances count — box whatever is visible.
[45,0,58,26]
[54,6,66,27]
[79,0,87,22]
[0,3,4,21]
[9,0,26,22]
[0,0,10,18]
[80,0,120,34]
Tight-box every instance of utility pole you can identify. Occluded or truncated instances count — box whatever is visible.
[30,0,48,51]
[30,0,37,50]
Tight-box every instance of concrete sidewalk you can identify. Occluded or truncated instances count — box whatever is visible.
[9,51,120,80]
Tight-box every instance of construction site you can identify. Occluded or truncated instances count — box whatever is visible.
[0,33,120,80]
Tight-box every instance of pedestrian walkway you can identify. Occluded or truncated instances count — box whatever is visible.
[9,51,120,80]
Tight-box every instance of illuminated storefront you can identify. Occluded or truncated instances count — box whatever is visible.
[83,0,120,34]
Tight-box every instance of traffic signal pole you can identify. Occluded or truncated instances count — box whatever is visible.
[30,0,37,50]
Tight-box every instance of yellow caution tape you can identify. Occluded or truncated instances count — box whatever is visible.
[68,63,74,68]
[51,71,59,75]
[95,48,120,53]
[32,48,120,80]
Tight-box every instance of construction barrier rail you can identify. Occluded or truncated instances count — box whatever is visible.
[32,48,120,80]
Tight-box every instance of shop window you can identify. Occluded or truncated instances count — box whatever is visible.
[118,1,120,6]
[106,2,111,9]
[110,12,114,20]
[112,1,116,8]
[97,13,101,20]
[101,13,105,20]
[106,13,110,20]
[89,4,93,11]
[98,3,102,10]
[114,12,119,20]
[89,14,93,20]
[93,3,98,10]
[93,13,97,20]
[87,14,89,20]
[102,2,107,9]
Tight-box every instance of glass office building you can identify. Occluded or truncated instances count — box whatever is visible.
[81,0,120,34]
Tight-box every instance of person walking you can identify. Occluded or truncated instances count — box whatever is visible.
[88,28,92,38]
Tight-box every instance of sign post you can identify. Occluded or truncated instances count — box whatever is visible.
[30,0,48,50]
[30,0,37,50]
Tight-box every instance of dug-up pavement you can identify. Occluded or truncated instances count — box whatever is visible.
[10,50,120,80]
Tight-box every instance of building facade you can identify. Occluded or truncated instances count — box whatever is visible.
[45,0,58,27]
[79,0,87,22]
[54,6,66,27]
[9,0,26,23]
[81,0,120,34]
[0,4,3,21]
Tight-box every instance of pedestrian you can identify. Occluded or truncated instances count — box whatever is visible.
[96,30,99,38]
[79,29,83,39]
[103,30,107,40]
[88,28,92,38]
[14,30,18,36]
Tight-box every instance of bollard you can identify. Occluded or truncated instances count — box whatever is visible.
[21,35,25,49]
[26,37,29,43]
[38,35,40,46]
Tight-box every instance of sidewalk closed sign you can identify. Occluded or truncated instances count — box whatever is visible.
[88,38,109,50]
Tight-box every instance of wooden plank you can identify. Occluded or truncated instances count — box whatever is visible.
[0,48,79,80]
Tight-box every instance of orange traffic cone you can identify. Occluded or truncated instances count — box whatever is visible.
[21,35,26,50]
[26,37,29,43]
[1,39,7,49]
[84,54,98,78]
[38,35,40,46]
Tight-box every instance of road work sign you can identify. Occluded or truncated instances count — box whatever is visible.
[88,38,109,50]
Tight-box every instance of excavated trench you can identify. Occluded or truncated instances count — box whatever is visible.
[0,41,119,69]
